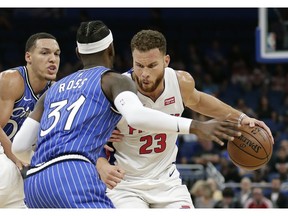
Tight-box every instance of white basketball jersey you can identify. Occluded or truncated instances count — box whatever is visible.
[113,67,184,180]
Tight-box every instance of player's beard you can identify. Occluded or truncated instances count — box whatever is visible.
[138,71,164,93]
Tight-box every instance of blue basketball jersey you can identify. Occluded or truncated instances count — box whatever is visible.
[3,66,51,141]
[30,66,121,166]
[25,66,121,208]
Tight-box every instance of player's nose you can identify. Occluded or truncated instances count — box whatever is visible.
[49,53,58,62]
[141,67,151,77]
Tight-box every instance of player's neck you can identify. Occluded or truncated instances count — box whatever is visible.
[26,69,49,94]
[82,54,112,69]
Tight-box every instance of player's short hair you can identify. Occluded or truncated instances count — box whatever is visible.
[76,20,110,52]
[25,32,57,52]
[130,29,166,54]
[76,20,114,55]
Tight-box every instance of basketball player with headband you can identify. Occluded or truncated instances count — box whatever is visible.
[13,21,241,208]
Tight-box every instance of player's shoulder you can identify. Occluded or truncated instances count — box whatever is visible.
[102,70,136,97]
[173,68,196,98]
[174,69,192,77]
[172,68,194,84]
[103,70,127,80]
[0,68,24,85]
[0,68,24,99]
[102,69,134,84]
[164,67,190,78]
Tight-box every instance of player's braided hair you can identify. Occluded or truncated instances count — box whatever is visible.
[25,32,57,52]
[77,20,110,44]
[130,29,166,54]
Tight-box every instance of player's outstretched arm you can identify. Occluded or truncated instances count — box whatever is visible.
[189,119,241,146]
[177,70,273,144]
[102,72,241,145]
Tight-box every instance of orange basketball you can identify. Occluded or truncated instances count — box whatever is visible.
[227,125,273,171]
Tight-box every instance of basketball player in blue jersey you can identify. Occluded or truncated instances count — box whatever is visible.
[96,30,274,208]
[0,32,60,208]
[12,20,242,208]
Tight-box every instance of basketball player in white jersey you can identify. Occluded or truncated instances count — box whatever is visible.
[96,30,274,208]
[0,32,60,208]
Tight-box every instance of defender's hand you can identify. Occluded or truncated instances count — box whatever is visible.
[97,158,125,189]
[108,129,124,143]
[190,119,241,146]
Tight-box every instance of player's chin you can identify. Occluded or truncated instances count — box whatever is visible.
[140,85,154,93]
[45,74,57,81]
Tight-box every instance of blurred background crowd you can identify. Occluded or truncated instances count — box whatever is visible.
[0,8,288,208]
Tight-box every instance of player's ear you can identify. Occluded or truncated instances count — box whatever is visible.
[164,54,170,67]
[75,47,81,60]
[107,43,115,58]
[25,51,32,64]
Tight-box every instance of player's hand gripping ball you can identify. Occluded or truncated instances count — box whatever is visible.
[227,125,273,170]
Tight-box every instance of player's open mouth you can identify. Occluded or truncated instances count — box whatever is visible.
[48,66,57,74]
[142,80,150,85]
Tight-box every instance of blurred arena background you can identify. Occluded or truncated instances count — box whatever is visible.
[1,8,288,208]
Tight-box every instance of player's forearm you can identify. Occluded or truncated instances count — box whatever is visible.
[114,91,192,134]
[191,92,243,123]
[96,157,110,172]
[0,128,18,162]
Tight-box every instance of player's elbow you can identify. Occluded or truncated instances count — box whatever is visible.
[124,107,147,130]
[126,118,145,130]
